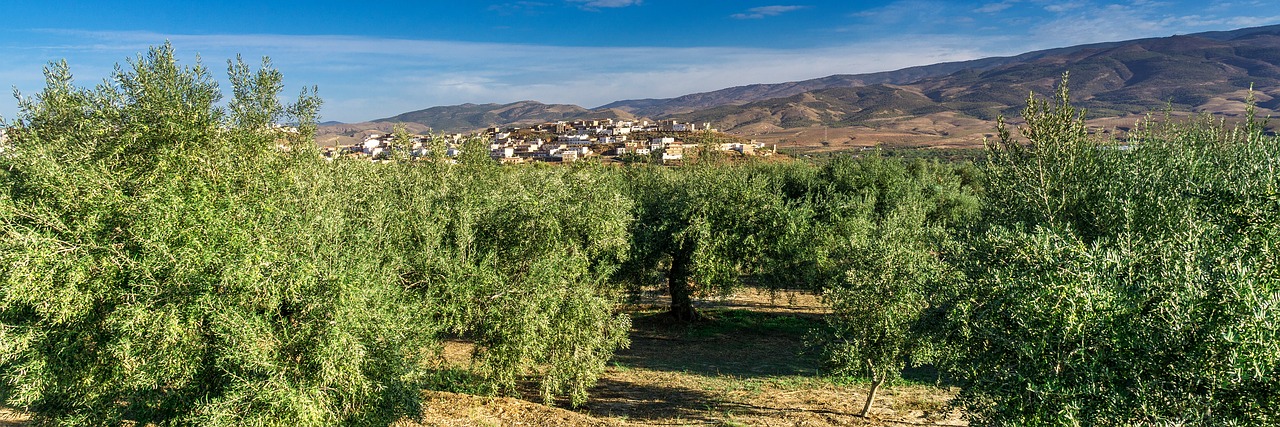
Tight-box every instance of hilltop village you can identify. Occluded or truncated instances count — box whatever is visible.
[324,119,772,164]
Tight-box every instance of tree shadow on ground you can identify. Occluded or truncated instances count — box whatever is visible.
[901,365,955,388]
[580,377,728,423]
[580,292,965,426]
[611,308,827,379]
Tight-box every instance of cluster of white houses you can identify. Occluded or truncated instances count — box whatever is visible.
[329,119,768,164]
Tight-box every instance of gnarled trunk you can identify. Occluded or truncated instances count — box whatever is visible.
[667,247,700,322]
[861,359,884,418]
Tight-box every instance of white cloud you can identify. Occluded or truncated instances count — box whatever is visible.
[0,30,1010,122]
[847,1,955,25]
[1042,1,1087,13]
[731,5,808,19]
[7,3,1277,124]
[975,1,1018,13]
[488,2,550,14]
[1029,1,1280,45]
[567,0,640,10]
[1159,14,1280,28]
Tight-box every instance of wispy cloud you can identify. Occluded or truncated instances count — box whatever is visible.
[488,2,550,15]
[6,1,1279,123]
[0,30,1004,122]
[1029,1,1280,45]
[731,5,808,19]
[849,1,952,25]
[1159,14,1280,28]
[567,0,640,10]
[975,1,1018,13]
[1042,1,1087,13]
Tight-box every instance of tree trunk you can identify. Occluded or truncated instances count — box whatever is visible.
[667,248,700,322]
[860,361,884,418]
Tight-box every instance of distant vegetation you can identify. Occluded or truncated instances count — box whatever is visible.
[2,46,1277,426]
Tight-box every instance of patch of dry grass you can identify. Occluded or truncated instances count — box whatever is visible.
[0,408,31,427]
[2,288,966,427]
[576,287,965,426]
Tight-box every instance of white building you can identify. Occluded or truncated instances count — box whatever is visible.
[362,137,384,154]
[559,134,594,145]
[491,147,516,159]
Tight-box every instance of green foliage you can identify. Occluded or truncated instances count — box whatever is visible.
[8,43,1275,427]
[388,161,632,406]
[947,77,1280,425]
[0,43,630,426]
[983,74,1110,239]
[0,43,428,426]
[618,162,805,320]
[802,154,979,414]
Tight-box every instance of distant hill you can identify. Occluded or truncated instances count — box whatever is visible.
[603,24,1280,119]
[313,121,433,148]
[348,24,1280,137]
[597,51,1073,117]
[671,25,1280,132]
[372,101,636,133]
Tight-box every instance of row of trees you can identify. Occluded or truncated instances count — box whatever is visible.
[1,47,1276,425]
[0,45,631,425]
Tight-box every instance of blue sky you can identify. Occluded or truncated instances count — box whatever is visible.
[2,0,1279,123]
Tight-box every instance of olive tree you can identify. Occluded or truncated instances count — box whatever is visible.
[0,42,633,427]
[946,77,1280,425]
[384,160,633,406]
[810,155,978,417]
[0,43,439,426]
[619,163,801,321]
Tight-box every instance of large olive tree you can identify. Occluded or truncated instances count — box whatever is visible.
[0,44,433,426]
[808,155,979,417]
[0,43,633,426]
[619,162,803,321]
[946,77,1280,425]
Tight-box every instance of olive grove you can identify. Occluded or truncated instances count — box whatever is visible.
[3,46,1277,427]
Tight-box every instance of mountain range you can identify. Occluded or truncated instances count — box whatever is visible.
[320,24,1280,149]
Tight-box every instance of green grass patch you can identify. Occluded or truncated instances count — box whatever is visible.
[684,309,819,339]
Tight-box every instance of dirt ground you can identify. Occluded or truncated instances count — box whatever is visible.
[2,288,965,427]
[403,288,964,427]
[737,114,996,156]
[0,408,30,427]
[741,110,1260,157]
[572,289,965,427]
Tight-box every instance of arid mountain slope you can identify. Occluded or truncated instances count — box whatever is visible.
[374,101,636,133]
[343,24,1280,139]
[600,24,1280,118]
[675,28,1280,133]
